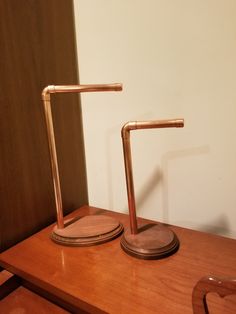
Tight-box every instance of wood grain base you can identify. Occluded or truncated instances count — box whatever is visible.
[120,223,179,259]
[51,214,123,246]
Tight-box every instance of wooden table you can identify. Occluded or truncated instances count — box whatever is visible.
[0,206,236,313]
[0,269,69,313]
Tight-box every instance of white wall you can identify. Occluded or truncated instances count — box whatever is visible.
[73,0,236,238]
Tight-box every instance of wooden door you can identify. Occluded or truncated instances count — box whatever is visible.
[0,0,88,251]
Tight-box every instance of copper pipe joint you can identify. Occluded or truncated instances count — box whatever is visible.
[42,83,122,229]
[122,119,184,234]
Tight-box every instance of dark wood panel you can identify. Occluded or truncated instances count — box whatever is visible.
[0,0,88,251]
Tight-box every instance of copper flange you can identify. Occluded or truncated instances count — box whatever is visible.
[120,223,179,259]
[51,214,123,246]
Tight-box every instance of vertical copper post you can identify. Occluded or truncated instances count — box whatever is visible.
[121,119,184,235]
[43,93,64,228]
[42,84,122,229]
[122,122,138,234]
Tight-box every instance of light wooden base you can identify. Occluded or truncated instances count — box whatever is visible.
[51,214,123,246]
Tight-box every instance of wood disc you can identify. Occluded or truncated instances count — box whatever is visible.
[120,223,179,260]
[51,215,123,246]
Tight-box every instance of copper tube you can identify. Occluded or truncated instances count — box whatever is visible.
[42,84,122,229]
[42,83,122,100]
[121,119,184,234]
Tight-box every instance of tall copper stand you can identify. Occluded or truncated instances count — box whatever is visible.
[120,119,184,259]
[42,84,123,246]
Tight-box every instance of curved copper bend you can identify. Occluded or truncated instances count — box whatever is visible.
[121,119,184,234]
[192,276,236,313]
[42,84,122,229]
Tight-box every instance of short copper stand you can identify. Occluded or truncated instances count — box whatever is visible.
[120,119,184,259]
[42,84,123,246]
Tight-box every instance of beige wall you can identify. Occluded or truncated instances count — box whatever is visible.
[74,0,236,238]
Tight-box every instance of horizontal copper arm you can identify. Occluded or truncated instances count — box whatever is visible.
[122,119,184,139]
[42,83,122,100]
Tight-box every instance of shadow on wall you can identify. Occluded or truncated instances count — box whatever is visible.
[198,214,232,237]
[119,165,163,215]
[135,166,163,215]
[173,214,233,238]
[161,145,210,222]
[120,145,209,217]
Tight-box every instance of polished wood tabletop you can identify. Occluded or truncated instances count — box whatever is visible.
[0,206,236,313]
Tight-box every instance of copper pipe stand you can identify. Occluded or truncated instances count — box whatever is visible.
[41,84,124,246]
[51,213,123,246]
[120,118,183,259]
[120,223,179,260]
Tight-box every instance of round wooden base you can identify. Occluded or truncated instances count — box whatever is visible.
[120,223,179,260]
[51,215,123,246]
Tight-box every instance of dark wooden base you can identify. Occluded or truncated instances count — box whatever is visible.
[51,214,123,246]
[120,223,179,259]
